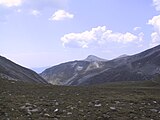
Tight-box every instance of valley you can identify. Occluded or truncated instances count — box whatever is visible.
[0,45,160,120]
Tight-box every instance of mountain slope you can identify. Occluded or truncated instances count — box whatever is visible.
[40,60,106,85]
[80,45,160,85]
[0,56,47,84]
[41,45,160,86]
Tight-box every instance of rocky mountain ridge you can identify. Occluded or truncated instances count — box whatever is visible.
[40,45,160,85]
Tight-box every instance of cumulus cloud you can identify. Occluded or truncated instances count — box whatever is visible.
[49,10,74,21]
[61,26,142,48]
[153,0,160,11]
[31,10,41,16]
[0,0,23,7]
[148,15,160,47]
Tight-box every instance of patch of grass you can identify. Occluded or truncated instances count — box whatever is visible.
[0,79,160,120]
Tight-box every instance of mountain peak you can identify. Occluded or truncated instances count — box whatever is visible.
[116,54,129,59]
[84,55,107,62]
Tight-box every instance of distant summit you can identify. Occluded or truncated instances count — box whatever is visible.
[84,55,107,62]
[116,54,129,59]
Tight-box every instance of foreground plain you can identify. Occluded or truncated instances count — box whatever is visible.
[0,78,160,120]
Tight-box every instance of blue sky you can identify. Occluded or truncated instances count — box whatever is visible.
[0,0,160,69]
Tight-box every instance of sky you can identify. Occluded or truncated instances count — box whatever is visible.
[0,0,160,69]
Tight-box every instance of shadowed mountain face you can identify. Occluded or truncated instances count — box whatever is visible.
[0,56,47,84]
[40,45,160,86]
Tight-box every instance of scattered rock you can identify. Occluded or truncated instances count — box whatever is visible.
[20,103,39,115]
[44,113,50,117]
[110,107,116,111]
[79,109,84,112]
[153,101,157,104]
[30,108,39,113]
[115,101,120,104]
[54,109,59,113]
[55,102,59,106]
[88,102,93,107]
[95,103,102,107]
[150,109,158,113]
[102,113,110,118]
[53,118,59,120]
[67,112,72,115]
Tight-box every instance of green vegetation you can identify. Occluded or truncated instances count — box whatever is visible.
[0,79,160,120]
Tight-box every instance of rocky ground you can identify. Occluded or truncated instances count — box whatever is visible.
[0,79,160,120]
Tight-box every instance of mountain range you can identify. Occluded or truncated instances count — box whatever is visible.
[40,45,160,85]
[0,45,160,86]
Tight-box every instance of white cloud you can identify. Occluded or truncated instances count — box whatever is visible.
[150,32,160,47]
[153,0,160,11]
[133,27,141,31]
[61,26,142,48]
[49,10,74,21]
[0,0,23,7]
[31,10,41,16]
[148,15,160,47]
[16,9,22,12]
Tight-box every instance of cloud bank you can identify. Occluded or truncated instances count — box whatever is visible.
[0,0,23,7]
[61,26,142,48]
[153,0,160,11]
[148,15,160,47]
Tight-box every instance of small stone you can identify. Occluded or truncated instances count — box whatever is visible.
[95,100,100,104]
[30,108,39,113]
[67,112,72,115]
[130,103,134,105]
[153,101,157,104]
[27,111,32,115]
[70,107,74,110]
[103,114,110,118]
[150,109,158,112]
[53,118,59,120]
[25,103,32,106]
[63,110,66,113]
[44,113,50,117]
[5,113,8,117]
[55,102,59,106]
[79,109,84,112]
[95,103,102,107]
[110,107,116,110]
[88,102,93,107]
[78,101,82,104]
[115,101,120,104]
[54,109,59,113]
